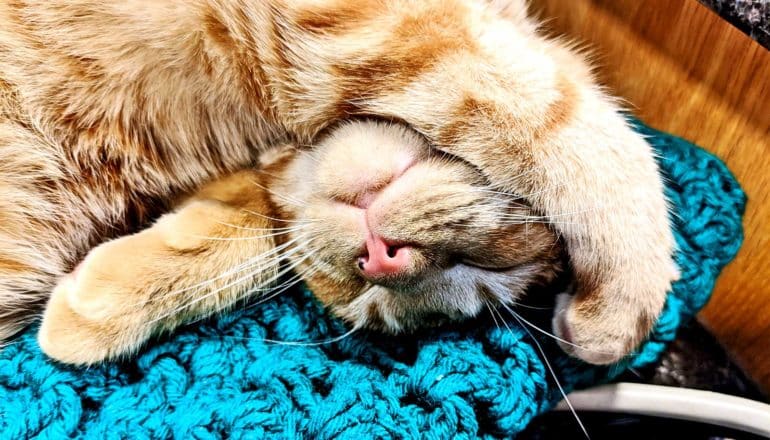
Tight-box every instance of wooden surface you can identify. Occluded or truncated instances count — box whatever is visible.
[531,0,770,392]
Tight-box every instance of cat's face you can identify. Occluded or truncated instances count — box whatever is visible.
[264,121,563,332]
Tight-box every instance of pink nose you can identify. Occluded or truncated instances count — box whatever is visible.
[357,234,411,280]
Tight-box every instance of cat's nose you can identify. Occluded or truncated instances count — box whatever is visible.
[357,233,412,280]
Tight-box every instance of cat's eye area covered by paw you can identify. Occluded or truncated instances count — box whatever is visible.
[266,120,564,334]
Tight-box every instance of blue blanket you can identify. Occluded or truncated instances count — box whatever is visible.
[0,120,746,439]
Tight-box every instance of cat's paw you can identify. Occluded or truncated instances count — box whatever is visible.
[551,269,675,365]
[37,196,275,365]
[38,237,154,365]
[551,291,641,365]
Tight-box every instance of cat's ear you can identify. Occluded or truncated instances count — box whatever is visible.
[38,170,283,364]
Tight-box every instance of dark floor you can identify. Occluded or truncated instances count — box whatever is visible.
[699,0,770,47]
[619,320,767,402]
[519,411,768,440]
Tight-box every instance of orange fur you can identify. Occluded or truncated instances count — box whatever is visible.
[0,0,676,365]
[40,121,563,363]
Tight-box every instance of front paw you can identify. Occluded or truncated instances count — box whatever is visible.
[38,238,153,365]
[551,269,675,365]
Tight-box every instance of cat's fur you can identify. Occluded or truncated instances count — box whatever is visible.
[0,0,677,365]
[39,120,565,363]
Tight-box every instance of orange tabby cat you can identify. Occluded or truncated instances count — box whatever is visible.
[39,120,565,363]
[0,0,677,365]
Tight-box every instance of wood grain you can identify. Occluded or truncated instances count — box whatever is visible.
[531,0,770,392]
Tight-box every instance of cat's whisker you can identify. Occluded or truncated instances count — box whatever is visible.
[495,213,558,221]
[457,187,530,203]
[183,253,319,327]
[253,167,289,180]
[423,194,512,214]
[513,180,578,201]
[262,325,358,346]
[244,265,320,310]
[250,255,319,300]
[240,208,320,225]
[477,279,552,311]
[447,197,601,222]
[153,259,304,322]
[448,198,514,213]
[248,178,307,208]
[487,297,516,335]
[446,218,580,228]
[501,300,551,311]
[483,298,502,331]
[627,367,644,379]
[187,226,305,242]
[254,268,315,301]
[465,167,586,209]
[127,233,310,309]
[500,206,602,220]
[483,286,590,439]
[146,242,313,325]
[498,220,582,227]
[225,324,359,347]
[492,305,511,335]
[229,239,316,288]
[444,218,579,230]
[488,162,567,194]
[446,207,592,227]
[498,301,638,358]
[212,220,306,233]
[507,311,591,440]
[454,158,550,192]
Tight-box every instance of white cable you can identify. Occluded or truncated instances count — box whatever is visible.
[554,382,770,437]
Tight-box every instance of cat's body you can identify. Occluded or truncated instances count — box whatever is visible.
[1,0,677,365]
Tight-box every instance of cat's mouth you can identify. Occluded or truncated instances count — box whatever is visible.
[355,251,525,294]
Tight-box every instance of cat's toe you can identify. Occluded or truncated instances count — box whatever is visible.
[62,241,147,321]
[38,279,128,365]
[551,289,663,365]
[552,308,629,365]
[37,245,151,365]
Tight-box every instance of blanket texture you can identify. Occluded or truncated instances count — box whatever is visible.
[0,120,746,439]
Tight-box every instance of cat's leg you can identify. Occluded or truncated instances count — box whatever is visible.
[391,45,677,365]
[271,0,677,364]
[38,169,283,365]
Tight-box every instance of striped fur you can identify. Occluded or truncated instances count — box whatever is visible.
[0,0,676,365]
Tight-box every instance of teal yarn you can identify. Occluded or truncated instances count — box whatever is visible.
[0,120,746,439]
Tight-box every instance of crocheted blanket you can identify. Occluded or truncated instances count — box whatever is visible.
[0,120,746,439]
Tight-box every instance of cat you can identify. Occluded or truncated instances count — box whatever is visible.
[39,120,565,363]
[0,0,677,365]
